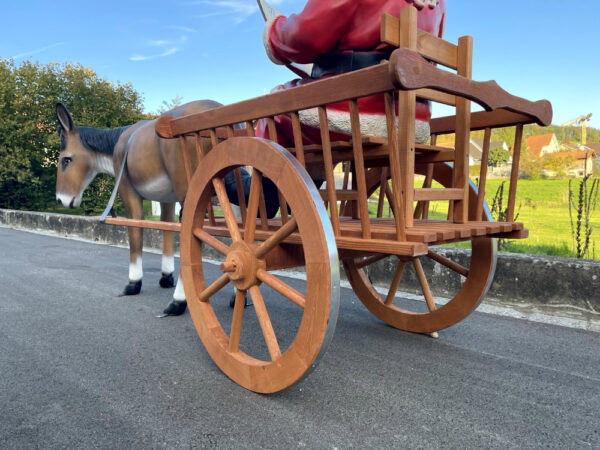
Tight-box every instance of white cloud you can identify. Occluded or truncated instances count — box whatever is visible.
[11,42,65,60]
[184,0,259,23]
[129,47,180,62]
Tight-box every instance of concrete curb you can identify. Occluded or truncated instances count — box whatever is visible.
[1,209,598,326]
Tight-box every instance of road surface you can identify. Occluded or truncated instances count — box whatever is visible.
[1,227,598,448]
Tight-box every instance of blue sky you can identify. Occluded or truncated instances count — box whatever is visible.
[2,1,599,129]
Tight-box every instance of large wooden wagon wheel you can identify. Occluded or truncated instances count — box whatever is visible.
[180,137,340,393]
[343,163,496,334]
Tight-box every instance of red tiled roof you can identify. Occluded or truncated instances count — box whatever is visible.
[526,133,554,158]
[584,142,600,152]
[547,150,596,160]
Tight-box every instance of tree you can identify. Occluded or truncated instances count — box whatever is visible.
[539,153,576,177]
[156,94,184,115]
[0,59,146,211]
[488,147,511,167]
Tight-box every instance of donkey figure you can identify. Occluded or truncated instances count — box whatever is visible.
[55,100,225,316]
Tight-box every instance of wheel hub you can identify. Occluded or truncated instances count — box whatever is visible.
[220,241,264,290]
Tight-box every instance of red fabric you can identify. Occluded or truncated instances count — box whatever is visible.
[268,0,445,64]
[258,0,446,146]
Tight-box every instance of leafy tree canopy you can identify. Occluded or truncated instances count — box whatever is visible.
[0,59,147,211]
[487,147,511,167]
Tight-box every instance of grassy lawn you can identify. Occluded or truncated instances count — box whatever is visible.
[484,179,599,258]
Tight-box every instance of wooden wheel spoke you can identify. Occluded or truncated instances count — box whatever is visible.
[256,269,306,309]
[198,273,230,303]
[427,250,469,277]
[244,170,263,243]
[255,217,298,258]
[228,289,246,353]
[212,177,242,242]
[193,227,229,255]
[249,286,281,361]
[412,258,437,312]
[384,260,407,306]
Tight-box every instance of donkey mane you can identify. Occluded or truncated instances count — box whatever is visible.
[60,125,132,156]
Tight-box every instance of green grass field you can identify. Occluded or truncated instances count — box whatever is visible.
[484,179,599,258]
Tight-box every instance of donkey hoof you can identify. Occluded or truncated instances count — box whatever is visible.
[122,280,142,296]
[159,273,175,288]
[162,300,187,316]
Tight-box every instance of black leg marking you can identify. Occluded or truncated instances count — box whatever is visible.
[121,280,142,296]
[158,300,187,317]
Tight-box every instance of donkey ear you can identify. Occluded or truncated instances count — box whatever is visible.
[56,103,74,132]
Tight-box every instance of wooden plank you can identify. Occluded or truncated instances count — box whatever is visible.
[178,135,193,184]
[415,88,456,106]
[318,106,340,235]
[497,229,529,240]
[335,236,428,257]
[391,48,552,127]
[476,127,491,220]
[415,143,455,153]
[453,35,473,223]
[413,188,464,201]
[290,111,306,167]
[165,64,396,137]
[431,109,538,135]
[105,217,181,232]
[507,124,523,222]
[398,6,418,230]
[319,190,358,201]
[348,99,371,238]
[381,13,458,69]
[384,92,407,240]
[416,151,455,164]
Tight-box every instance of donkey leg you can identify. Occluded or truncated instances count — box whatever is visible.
[161,202,187,316]
[120,186,144,296]
[159,202,176,288]
[161,274,187,316]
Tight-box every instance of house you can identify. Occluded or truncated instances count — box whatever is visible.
[546,150,597,177]
[471,138,510,165]
[437,138,509,165]
[525,133,560,157]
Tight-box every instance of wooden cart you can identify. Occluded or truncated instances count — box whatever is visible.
[106,8,552,393]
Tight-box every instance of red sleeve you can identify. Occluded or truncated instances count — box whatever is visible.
[268,0,359,64]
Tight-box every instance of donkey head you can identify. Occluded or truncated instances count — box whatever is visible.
[55,103,97,208]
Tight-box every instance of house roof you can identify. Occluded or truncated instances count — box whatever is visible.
[526,133,555,158]
[583,142,600,153]
[472,138,507,151]
[548,150,596,160]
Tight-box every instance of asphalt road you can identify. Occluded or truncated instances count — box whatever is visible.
[1,227,599,449]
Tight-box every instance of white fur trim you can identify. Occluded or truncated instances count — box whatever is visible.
[161,255,174,275]
[263,16,285,65]
[408,0,439,10]
[129,257,143,282]
[173,276,186,302]
[298,109,430,144]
